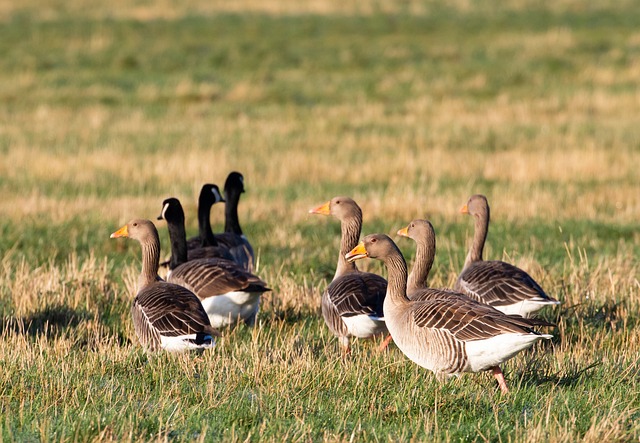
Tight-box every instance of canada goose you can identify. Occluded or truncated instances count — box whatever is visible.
[309,197,388,353]
[457,194,560,317]
[217,172,255,271]
[110,219,219,352]
[188,177,254,271]
[346,234,552,394]
[159,198,270,328]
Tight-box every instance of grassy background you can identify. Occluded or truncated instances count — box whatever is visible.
[1,0,639,441]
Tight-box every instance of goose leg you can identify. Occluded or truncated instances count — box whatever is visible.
[339,336,351,357]
[377,334,393,352]
[491,366,509,394]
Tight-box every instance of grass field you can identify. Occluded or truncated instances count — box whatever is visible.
[1,0,640,441]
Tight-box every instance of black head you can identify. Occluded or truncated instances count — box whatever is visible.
[224,171,245,194]
[198,184,225,207]
[158,197,185,223]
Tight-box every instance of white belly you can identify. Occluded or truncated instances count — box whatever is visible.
[160,334,215,352]
[201,291,261,328]
[464,333,552,372]
[342,314,387,338]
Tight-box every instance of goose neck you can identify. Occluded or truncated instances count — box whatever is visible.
[334,215,360,279]
[464,208,489,269]
[224,190,243,235]
[381,250,410,306]
[139,235,161,289]
[166,219,189,269]
[408,236,435,292]
[197,202,217,246]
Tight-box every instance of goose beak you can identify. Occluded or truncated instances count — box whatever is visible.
[459,204,469,214]
[397,226,409,237]
[309,201,331,215]
[110,224,129,238]
[345,242,368,262]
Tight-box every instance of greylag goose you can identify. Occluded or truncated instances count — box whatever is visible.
[188,177,254,271]
[346,234,553,394]
[309,197,388,353]
[110,219,219,352]
[397,219,477,303]
[456,194,560,317]
[159,198,270,328]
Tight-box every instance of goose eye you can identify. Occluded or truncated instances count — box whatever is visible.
[133,223,138,227]
[371,238,377,243]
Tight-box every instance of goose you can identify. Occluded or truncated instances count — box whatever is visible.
[188,176,254,271]
[216,172,255,272]
[186,183,226,249]
[456,194,560,317]
[346,234,552,394]
[110,219,219,352]
[309,196,388,353]
[159,198,270,328]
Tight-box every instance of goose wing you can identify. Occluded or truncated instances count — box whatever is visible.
[326,272,387,318]
[169,258,270,297]
[411,296,543,342]
[214,233,254,271]
[457,260,556,306]
[132,282,217,351]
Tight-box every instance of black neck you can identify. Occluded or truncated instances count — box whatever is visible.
[224,189,243,235]
[166,218,189,269]
[197,201,217,246]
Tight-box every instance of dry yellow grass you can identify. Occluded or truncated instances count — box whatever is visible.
[1,0,639,440]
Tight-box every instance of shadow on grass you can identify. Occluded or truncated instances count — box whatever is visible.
[2,305,132,350]
[1,304,93,338]
[517,361,601,389]
[563,298,638,327]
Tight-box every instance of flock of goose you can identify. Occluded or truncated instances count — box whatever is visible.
[111,172,560,393]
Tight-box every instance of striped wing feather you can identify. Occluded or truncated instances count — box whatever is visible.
[169,258,269,297]
[325,272,387,318]
[457,260,553,306]
[410,287,477,303]
[411,296,542,342]
[132,282,215,351]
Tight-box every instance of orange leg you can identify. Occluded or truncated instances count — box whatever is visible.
[492,366,509,394]
[378,334,393,352]
[339,337,351,358]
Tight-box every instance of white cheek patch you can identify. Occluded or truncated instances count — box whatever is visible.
[161,202,170,220]
[212,188,222,202]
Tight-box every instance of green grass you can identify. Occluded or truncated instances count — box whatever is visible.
[1,0,640,441]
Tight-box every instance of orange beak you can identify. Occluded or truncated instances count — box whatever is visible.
[110,224,129,239]
[345,242,368,262]
[308,201,331,215]
[459,204,469,214]
[397,226,409,237]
